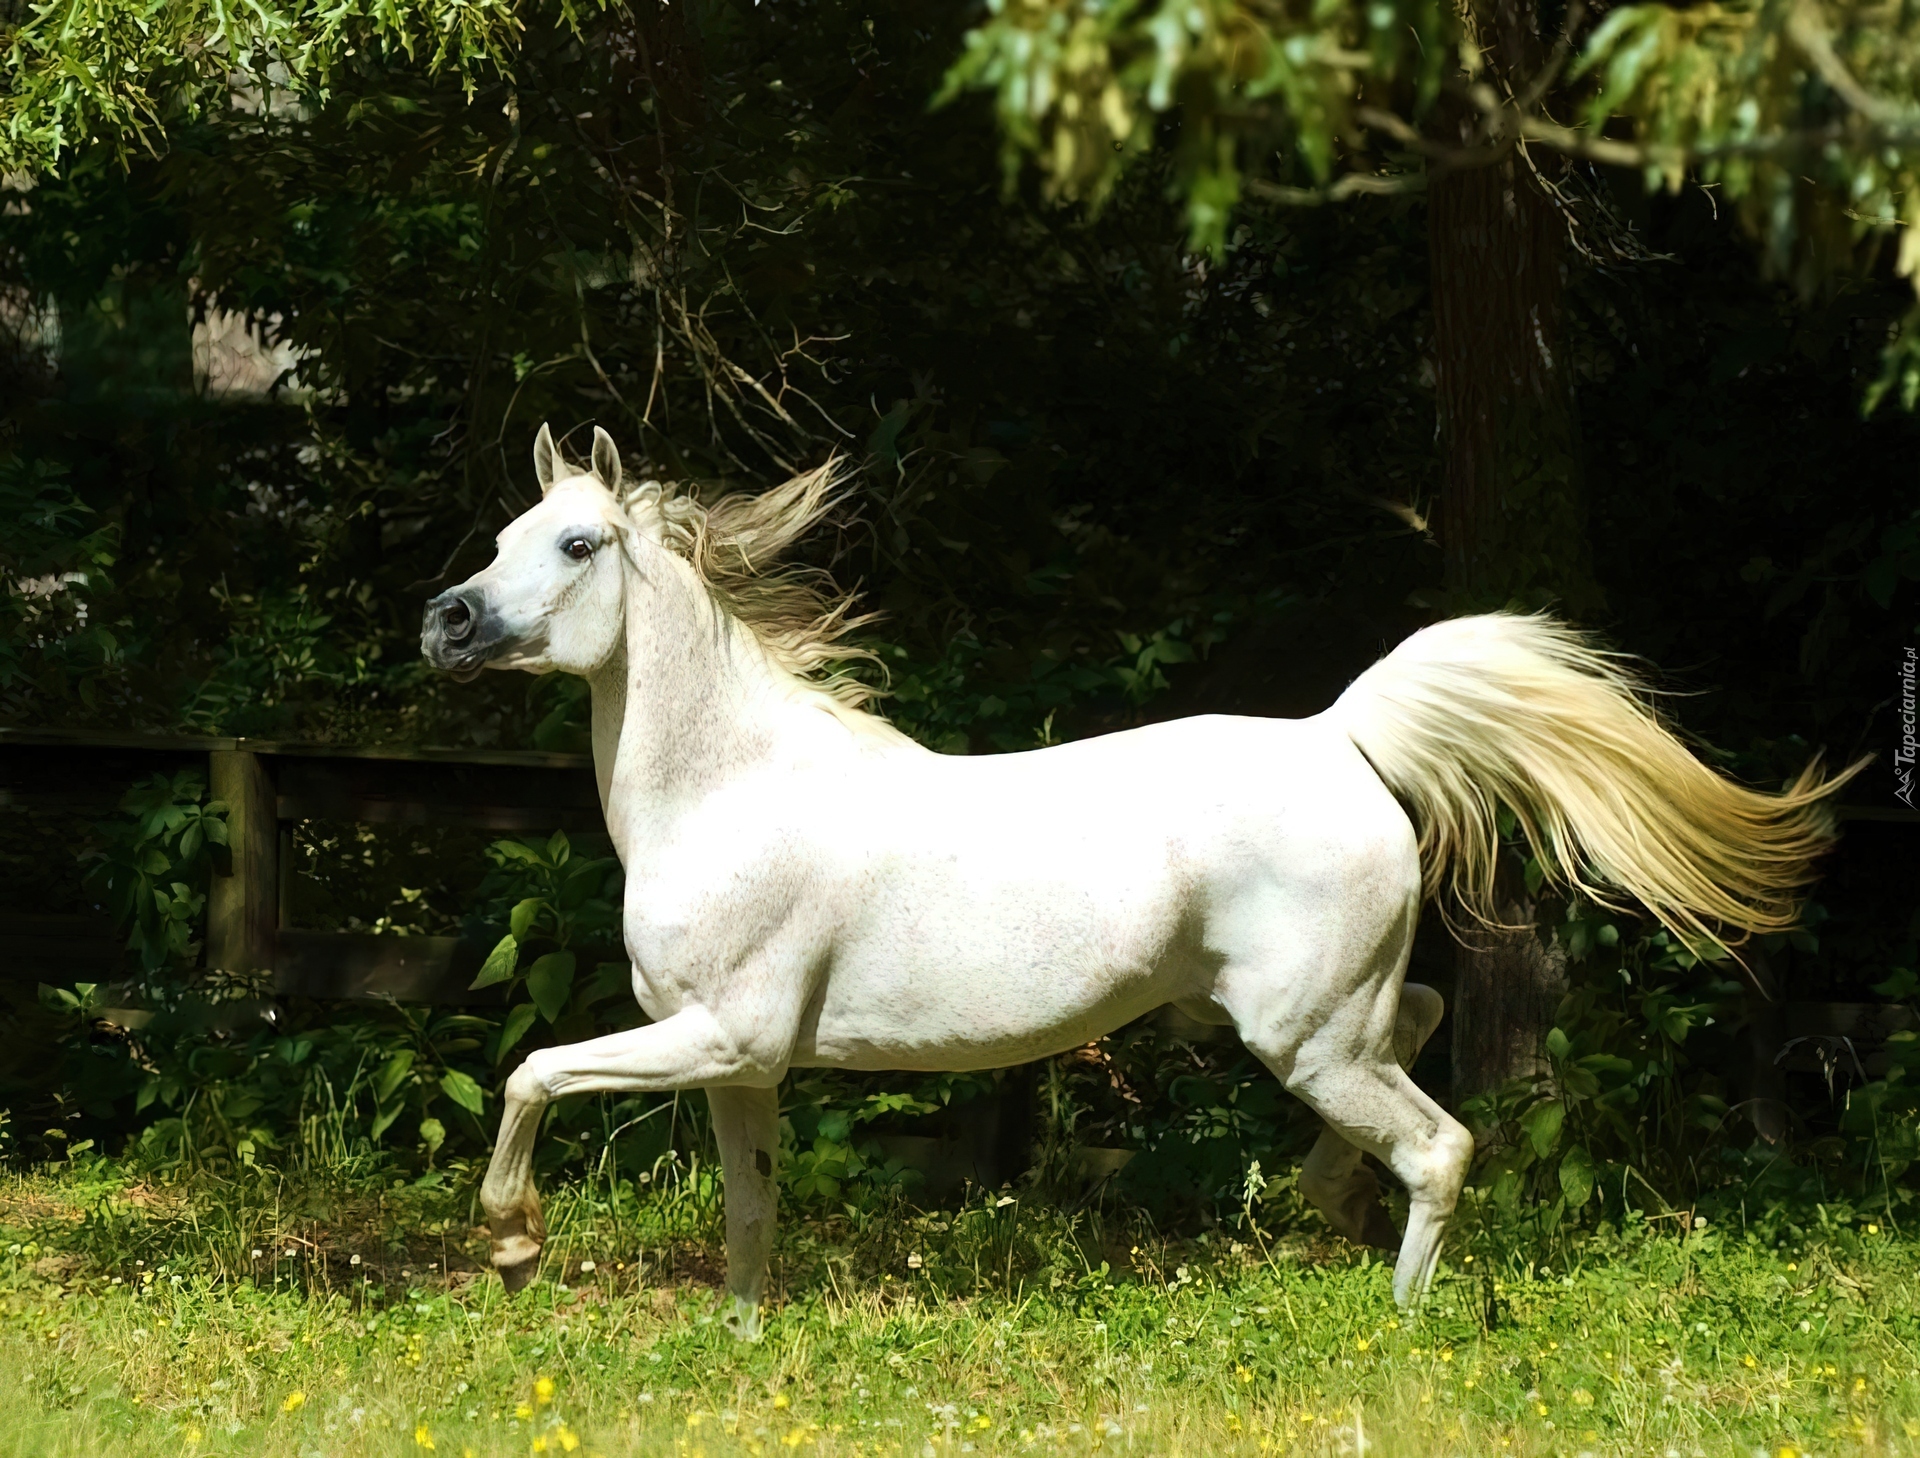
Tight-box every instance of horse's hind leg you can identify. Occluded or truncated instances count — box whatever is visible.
[1298,983,1445,1250]
[1278,1046,1473,1306]
[708,1085,780,1341]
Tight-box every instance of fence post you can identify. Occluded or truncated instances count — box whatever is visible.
[206,749,277,975]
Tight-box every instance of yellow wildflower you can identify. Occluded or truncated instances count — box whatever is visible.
[773,1393,790,1410]
[970,1414,992,1430]
[515,1403,534,1420]
[1571,1389,1593,1408]
[535,1376,556,1407]
[531,1439,548,1454]
[282,1391,306,1414]
[1355,1338,1370,1352]
[1238,1366,1255,1383]
[415,1425,437,1451]
[781,1432,804,1449]
[185,1427,203,1447]
[558,1426,580,1452]
[1744,1355,1757,1368]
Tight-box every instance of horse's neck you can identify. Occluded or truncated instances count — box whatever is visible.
[587,558,789,864]
[587,647,627,820]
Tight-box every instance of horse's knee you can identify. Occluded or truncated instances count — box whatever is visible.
[505,1058,549,1106]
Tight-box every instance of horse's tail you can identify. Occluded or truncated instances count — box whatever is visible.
[1331,611,1866,950]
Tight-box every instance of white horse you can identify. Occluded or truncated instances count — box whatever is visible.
[421,425,1852,1336]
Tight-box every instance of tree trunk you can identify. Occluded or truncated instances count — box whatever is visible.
[1428,143,1598,618]
[1449,858,1568,1111]
[1426,5,1600,1109]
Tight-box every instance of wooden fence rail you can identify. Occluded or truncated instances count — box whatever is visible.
[1,727,606,1003]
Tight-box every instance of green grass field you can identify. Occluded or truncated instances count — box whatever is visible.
[3,1162,1917,1458]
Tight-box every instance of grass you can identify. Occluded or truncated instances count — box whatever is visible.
[3,1160,1920,1458]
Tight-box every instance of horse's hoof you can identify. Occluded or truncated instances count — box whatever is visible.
[1360,1202,1402,1253]
[721,1296,762,1342]
[498,1257,540,1293]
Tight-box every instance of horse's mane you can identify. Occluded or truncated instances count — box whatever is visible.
[613,459,911,746]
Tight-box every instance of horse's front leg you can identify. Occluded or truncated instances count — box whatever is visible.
[479,1005,760,1296]
[707,1084,780,1339]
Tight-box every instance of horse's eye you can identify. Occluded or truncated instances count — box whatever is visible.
[564,537,593,561]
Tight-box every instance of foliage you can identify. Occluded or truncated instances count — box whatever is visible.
[779,1074,966,1203]
[0,0,529,176]
[942,0,1445,247]
[0,458,118,718]
[946,0,1920,403]
[78,770,227,976]
[465,830,630,1064]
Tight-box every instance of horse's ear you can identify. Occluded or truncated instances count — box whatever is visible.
[591,426,622,494]
[533,423,557,496]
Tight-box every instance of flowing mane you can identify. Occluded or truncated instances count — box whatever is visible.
[614,459,912,745]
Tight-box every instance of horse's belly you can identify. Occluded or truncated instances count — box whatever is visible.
[793,868,1197,1070]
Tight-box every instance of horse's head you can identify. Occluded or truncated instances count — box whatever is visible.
[421,423,641,681]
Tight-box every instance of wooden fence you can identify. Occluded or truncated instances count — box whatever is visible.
[0,727,605,1003]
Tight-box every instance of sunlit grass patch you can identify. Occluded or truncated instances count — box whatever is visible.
[2,1166,1919,1456]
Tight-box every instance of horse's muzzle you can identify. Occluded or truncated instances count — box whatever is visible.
[421,589,492,681]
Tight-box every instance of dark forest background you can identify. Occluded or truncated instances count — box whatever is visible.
[5,0,1920,1239]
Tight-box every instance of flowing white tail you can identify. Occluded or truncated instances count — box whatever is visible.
[1335,612,1865,950]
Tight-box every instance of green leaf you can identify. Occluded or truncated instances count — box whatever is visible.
[372,1050,416,1102]
[580,961,632,1006]
[1874,967,1920,1000]
[1523,856,1546,896]
[526,951,577,1023]
[509,898,546,941]
[1523,1099,1566,1160]
[495,1001,541,1063]
[469,933,520,990]
[547,829,571,865]
[439,1070,486,1115]
[1558,1143,1596,1208]
[370,1100,405,1141]
[418,1116,447,1155]
[1545,1027,1572,1061]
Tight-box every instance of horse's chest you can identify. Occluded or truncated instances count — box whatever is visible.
[620,852,809,1006]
